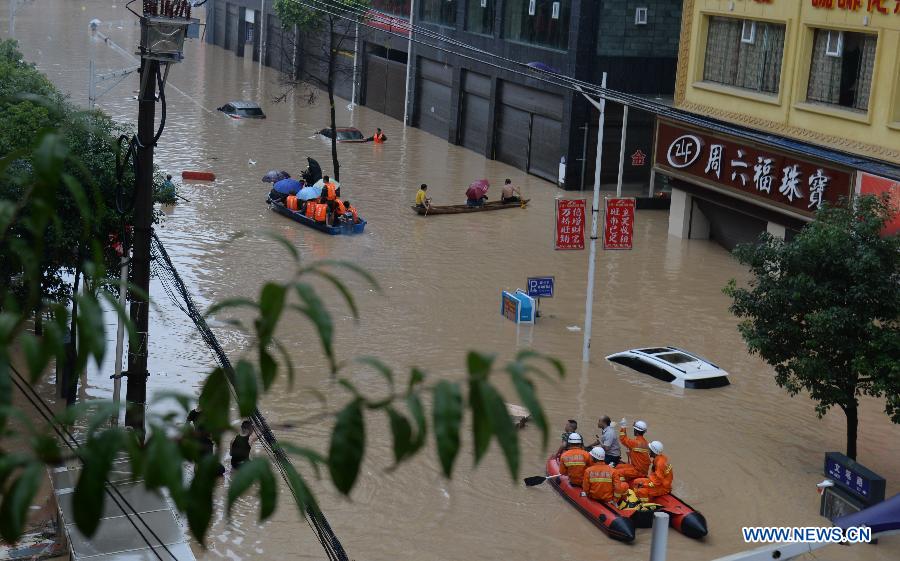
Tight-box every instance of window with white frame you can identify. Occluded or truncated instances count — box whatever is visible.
[635,7,648,25]
[807,29,876,112]
[702,16,786,95]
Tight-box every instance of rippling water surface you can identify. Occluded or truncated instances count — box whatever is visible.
[4,2,899,560]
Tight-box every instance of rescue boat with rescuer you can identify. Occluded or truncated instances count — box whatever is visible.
[544,457,708,541]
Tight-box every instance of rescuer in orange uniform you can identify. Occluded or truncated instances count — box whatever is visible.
[369,128,387,143]
[632,441,673,502]
[614,419,651,483]
[580,447,627,504]
[559,433,592,487]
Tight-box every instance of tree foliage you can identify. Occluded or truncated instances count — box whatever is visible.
[274,0,371,182]
[724,196,900,459]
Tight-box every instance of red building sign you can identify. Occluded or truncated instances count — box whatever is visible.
[603,198,635,250]
[654,120,854,217]
[858,172,900,236]
[555,199,586,250]
[811,0,900,15]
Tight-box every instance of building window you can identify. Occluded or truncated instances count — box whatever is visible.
[466,0,494,35]
[806,29,876,113]
[421,0,457,27]
[702,16,785,95]
[504,0,570,50]
[372,0,411,16]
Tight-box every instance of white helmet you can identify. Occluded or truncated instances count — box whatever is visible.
[649,440,664,455]
[590,447,606,461]
[567,432,583,445]
[633,420,648,433]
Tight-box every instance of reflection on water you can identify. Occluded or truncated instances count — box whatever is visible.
[5,2,899,560]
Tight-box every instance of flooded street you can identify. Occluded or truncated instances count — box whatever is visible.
[4,2,899,560]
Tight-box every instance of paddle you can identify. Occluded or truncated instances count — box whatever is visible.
[524,474,562,487]
[176,193,192,203]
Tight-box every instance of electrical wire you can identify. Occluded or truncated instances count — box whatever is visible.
[287,0,897,174]
[8,366,178,561]
[149,232,348,561]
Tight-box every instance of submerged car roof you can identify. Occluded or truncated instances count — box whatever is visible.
[227,101,262,109]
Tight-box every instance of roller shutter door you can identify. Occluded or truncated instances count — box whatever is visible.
[460,94,489,154]
[214,3,226,47]
[695,199,766,252]
[495,105,530,170]
[225,3,237,51]
[364,53,406,121]
[460,71,490,154]
[495,81,564,180]
[415,59,452,139]
[528,114,563,182]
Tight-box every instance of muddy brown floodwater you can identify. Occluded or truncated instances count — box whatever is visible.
[4,2,899,560]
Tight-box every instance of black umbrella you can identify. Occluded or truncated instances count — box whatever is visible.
[302,157,323,185]
[262,170,291,183]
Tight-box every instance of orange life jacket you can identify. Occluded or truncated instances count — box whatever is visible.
[647,454,673,494]
[305,203,316,218]
[619,428,651,476]
[334,199,347,215]
[286,195,299,211]
[582,462,615,502]
[559,448,592,486]
[373,131,385,144]
[314,203,327,223]
[346,205,358,223]
[324,182,337,201]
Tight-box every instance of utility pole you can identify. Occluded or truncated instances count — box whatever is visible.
[125,57,158,433]
[124,2,195,434]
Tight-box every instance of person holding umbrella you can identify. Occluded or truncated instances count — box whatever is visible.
[269,177,302,204]
[466,179,489,207]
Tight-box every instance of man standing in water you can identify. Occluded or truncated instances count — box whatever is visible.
[230,420,259,469]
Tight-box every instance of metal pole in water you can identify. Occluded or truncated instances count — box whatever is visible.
[581,73,607,363]
[112,251,127,426]
[88,58,95,109]
[403,0,416,126]
[616,105,629,198]
[649,511,670,561]
[350,21,359,108]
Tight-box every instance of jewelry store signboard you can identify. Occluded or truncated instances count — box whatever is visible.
[654,120,854,217]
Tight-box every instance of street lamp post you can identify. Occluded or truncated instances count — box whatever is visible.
[403,0,416,126]
[578,73,607,363]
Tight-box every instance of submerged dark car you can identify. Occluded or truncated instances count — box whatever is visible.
[217,101,266,119]
[317,127,367,142]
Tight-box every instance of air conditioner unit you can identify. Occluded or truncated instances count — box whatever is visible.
[826,30,844,57]
[635,7,648,25]
[741,20,756,44]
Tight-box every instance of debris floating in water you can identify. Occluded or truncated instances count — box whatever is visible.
[567,325,581,332]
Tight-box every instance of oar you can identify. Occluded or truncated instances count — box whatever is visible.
[524,474,562,487]
[176,193,192,203]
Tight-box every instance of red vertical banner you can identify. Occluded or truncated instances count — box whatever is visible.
[555,199,586,250]
[603,198,635,250]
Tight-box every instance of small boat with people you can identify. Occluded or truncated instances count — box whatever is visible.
[267,197,366,235]
[412,178,528,216]
[544,457,708,541]
[263,158,366,235]
[410,200,530,216]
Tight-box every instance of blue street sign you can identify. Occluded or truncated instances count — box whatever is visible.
[824,452,885,506]
[527,276,555,298]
